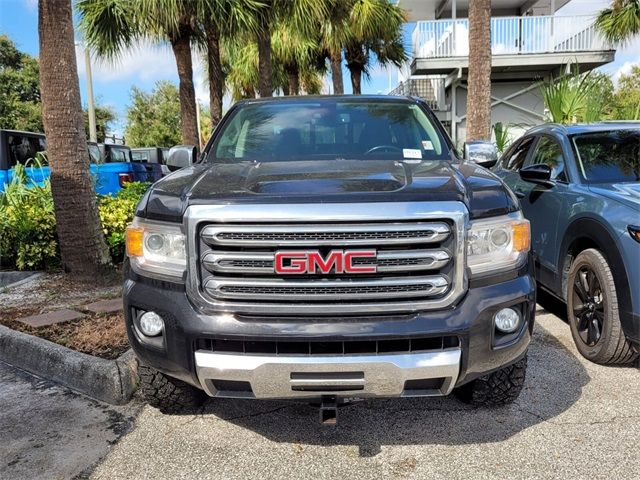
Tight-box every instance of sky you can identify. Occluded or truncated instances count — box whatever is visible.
[1,0,639,136]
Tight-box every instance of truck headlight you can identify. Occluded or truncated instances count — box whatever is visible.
[466,214,530,275]
[125,218,186,280]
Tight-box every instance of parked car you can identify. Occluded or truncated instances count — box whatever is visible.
[0,129,152,195]
[124,95,535,420]
[493,123,639,365]
[131,147,171,176]
[100,143,163,185]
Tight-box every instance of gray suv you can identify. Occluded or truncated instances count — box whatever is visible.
[494,123,639,365]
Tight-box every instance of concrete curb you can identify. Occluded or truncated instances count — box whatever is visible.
[0,325,138,405]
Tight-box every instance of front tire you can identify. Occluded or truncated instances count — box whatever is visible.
[456,355,527,406]
[138,364,207,414]
[567,249,638,365]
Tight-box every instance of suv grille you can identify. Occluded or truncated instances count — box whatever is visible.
[198,221,458,306]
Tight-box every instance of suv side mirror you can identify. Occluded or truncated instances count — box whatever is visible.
[520,163,553,186]
[464,141,498,168]
[166,145,198,171]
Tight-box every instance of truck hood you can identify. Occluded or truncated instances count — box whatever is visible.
[139,159,519,222]
[588,183,640,211]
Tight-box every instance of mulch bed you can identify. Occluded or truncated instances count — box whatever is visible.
[0,270,129,360]
[0,310,129,360]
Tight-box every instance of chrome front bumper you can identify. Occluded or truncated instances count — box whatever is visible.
[194,348,462,399]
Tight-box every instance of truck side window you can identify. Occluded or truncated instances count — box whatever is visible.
[7,134,46,167]
[529,135,567,182]
[503,137,534,171]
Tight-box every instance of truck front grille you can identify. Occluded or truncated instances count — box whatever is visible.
[197,221,459,309]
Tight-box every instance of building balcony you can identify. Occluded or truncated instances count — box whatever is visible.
[410,14,615,77]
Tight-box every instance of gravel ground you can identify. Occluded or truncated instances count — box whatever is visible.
[2,302,639,480]
[89,304,640,480]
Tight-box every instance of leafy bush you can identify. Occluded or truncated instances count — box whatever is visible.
[98,182,149,261]
[0,166,58,270]
[0,173,149,270]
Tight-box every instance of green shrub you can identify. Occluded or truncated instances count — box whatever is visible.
[0,168,58,270]
[98,182,150,261]
[0,174,149,270]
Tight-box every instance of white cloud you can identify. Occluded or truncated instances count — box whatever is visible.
[23,0,37,11]
[75,42,177,84]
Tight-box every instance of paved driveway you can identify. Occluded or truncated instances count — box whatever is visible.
[2,300,639,480]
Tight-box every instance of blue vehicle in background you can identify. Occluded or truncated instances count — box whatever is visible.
[493,123,639,365]
[0,130,162,195]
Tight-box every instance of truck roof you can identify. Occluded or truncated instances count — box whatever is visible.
[236,94,420,105]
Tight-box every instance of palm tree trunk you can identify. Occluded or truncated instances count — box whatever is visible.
[350,69,363,95]
[38,0,112,277]
[257,14,272,97]
[286,66,300,95]
[170,29,199,146]
[330,51,344,95]
[345,45,366,95]
[466,0,492,142]
[204,17,223,129]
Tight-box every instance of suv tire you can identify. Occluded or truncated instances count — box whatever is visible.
[567,248,638,365]
[456,355,527,406]
[138,364,207,413]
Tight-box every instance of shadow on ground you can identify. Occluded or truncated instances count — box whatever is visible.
[174,318,590,457]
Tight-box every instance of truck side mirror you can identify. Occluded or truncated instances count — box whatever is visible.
[519,163,553,186]
[166,145,198,171]
[464,141,499,169]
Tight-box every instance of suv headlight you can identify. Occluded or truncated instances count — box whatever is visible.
[125,218,186,280]
[466,213,530,275]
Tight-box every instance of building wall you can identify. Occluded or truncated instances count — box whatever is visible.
[448,79,548,147]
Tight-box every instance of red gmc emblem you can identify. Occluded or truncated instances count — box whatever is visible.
[274,250,377,274]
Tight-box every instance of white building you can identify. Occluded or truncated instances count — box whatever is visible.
[392,0,615,146]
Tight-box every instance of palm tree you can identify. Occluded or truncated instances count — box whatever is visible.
[466,0,492,142]
[38,0,112,277]
[249,0,328,97]
[196,0,263,127]
[342,0,407,95]
[595,0,640,44]
[319,0,351,95]
[77,0,199,146]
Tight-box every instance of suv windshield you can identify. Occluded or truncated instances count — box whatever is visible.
[210,100,450,162]
[572,129,640,183]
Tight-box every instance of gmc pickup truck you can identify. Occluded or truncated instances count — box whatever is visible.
[124,96,535,422]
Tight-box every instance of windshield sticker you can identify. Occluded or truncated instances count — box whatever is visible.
[422,140,434,150]
[403,148,422,159]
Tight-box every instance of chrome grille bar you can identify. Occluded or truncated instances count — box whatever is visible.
[204,276,450,301]
[202,249,451,274]
[201,222,450,246]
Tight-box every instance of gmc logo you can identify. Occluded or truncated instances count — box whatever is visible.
[274,250,377,275]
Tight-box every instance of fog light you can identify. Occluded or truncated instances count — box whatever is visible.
[139,311,164,337]
[494,308,520,333]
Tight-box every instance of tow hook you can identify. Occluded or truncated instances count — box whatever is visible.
[319,396,338,425]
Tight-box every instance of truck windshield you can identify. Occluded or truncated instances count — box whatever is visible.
[571,129,640,183]
[210,100,450,162]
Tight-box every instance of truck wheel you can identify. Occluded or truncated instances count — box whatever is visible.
[138,364,207,413]
[456,355,527,406]
[567,249,638,365]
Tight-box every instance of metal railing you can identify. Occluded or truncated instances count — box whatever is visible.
[412,15,607,59]
[388,77,447,110]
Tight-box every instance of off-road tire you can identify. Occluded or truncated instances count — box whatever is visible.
[456,355,527,406]
[138,364,207,413]
[567,248,638,365]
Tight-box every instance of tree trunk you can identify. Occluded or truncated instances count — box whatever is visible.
[345,45,366,95]
[204,17,223,129]
[38,0,112,278]
[466,0,492,142]
[257,22,273,97]
[330,51,344,95]
[170,29,199,146]
[286,66,299,95]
